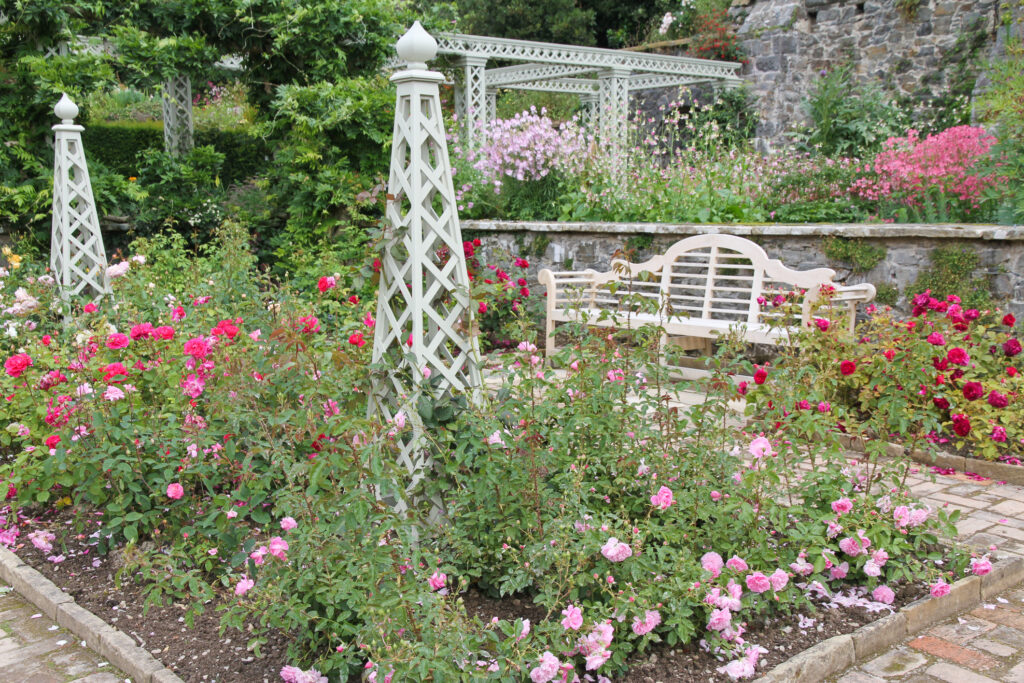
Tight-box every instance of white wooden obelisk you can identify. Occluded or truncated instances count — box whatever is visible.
[50,94,109,298]
[370,22,483,509]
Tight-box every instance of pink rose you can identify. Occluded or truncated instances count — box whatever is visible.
[560,604,583,630]
[234,576,254,596]
[166,482,184,500]
[745,572,770,593]
[701,551,724,577]
[631,609,661,636]
[4,353,33,378]
[872,585,895,605]
[830,561,849,580]
[970,556,993,576]
[280,516,298,531]
[930,580,951,598]
[600,537,632,562]
[707,608,732,631]
[106,333,130,350]
[830,497,853,515]
[650,485,674,510]
[838,536,864,556]
[769,568,789,592]
[726,555,748,572]
[748,437,773,459]
[427,571,446,591]
[529,652,560,683]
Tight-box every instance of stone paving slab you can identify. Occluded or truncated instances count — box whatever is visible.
[0,581,129,682]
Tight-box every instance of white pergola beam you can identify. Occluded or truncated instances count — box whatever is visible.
[438,33,742,83]
[499,78,600,95]
[485,63,598,87]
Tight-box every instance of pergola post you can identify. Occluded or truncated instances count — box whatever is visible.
[161,73,194,156]
[370,22,483,512]
[485,87,497,126]
[49,94,109,299]
[456,55,488,149]
[579,91,599,130]
[599,66,631,148]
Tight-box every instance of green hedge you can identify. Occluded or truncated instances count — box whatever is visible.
[83,120,269,186]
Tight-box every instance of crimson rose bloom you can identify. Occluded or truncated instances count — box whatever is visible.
[840,360,856,376]
[951,413,971,437]
[1004,314,1016,327]
[1005,338,1022,357]
[946,347,969,366]
[4,353,32,378]
[933,397,950,410]
[753,367,768,384]
[988,391,1009,408]
[962,382,984,400]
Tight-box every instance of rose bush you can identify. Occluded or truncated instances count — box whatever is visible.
[0,231,974,681]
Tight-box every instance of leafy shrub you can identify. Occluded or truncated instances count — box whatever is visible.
[822,237,887,273]
[913,245,997,312]
[133,145,226,246]
[794,65,908,158]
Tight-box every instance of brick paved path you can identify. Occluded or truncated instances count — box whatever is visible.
[0,581,127,683]
[832,462,1024,683]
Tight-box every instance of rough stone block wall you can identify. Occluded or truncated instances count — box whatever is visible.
[729,0,1001,148]
[463,221,1024,315]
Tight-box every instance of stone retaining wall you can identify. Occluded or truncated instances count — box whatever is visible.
[462,221,1024,314]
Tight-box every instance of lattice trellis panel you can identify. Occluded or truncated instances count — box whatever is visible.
[457,56,488,146]
[371,23,483,508]
[50,94,109,298]
[161,74,194,157]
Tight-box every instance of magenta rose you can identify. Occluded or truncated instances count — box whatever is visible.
[962,382,984,400]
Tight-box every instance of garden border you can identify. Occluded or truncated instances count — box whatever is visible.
[754,556,1024,682]
[839,435,1024,487]
[0,545,183,683]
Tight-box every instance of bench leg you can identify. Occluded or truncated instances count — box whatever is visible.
[545,317,557,359]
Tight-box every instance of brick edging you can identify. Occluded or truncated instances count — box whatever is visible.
[0,545,183,683]
[754,557,1024,682]
[838,434,1024,487]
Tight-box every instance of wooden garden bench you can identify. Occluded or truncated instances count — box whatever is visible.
[537,234,876,358]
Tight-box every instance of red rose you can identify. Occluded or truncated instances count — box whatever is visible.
[840,360,856,376]
[4,353,32,378]
[946,348,969,366]
[753,367,768,384]
[988,390,1009,408]
[962,382,984,400]
[45,435,60,449]
[1004,314,1016,327]
[933,397,950,410]
[348,332,366,348]
[1005,338,1022,357]
[951,413,971,437]
[1009,367,1019,377]
[883,349,896,361]
[737,381,748,395]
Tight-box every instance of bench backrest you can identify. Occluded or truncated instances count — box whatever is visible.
[608,234,837,325]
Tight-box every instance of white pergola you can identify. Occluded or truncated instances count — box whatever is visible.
[436,33,743,147]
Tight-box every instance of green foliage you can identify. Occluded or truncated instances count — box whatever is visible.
[456,0,598,45]
[795,65,908,157]
[873,282,899,306]
[133,145,226,246]
[977,37,1024,224]
[913,246,998,312]
[496,91,581,122]
[822,237,887,273]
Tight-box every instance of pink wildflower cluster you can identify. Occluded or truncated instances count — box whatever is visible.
[850,126,1000,208]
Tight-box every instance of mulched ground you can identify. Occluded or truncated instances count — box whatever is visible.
[13,506,925,683]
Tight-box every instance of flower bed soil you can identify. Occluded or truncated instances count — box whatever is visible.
[13,507,925,683]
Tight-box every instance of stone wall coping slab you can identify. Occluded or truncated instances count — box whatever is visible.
[463,220,1024,240]
[0,545,184,683]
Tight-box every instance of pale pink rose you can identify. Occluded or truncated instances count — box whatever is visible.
[486,431,505,446]
[701,551,724,577]
[427,571,446,591]
[707,608,732,631]
[839,536,864,556]
[631,609,661,635]
[103,385,125,402]
[600,537,633,562]
[280,516,298,531]
[830,497,853,515]
[930,580,951,598]
[235,576,254,596]
[529,651,560,683]
[226,508,238,519]
[970,556,993,576]
[790,557,814,576]
[560,604,583,630]
[872,585,896,604]
[650,485,674,510]
[268,536,289,560]
[769,568,789,591]
[584,649,611,671]
[748,436,773,459]
[864,560,882,577]
[871,549,889,566]
[893,505,911,527]
[718,657,755,680]
[745,572,771,593]
[908,508,930,527]
[166,482,184,500]
[830,561,849,580]
[726,555,748,572]
[517,619,531,641]
[710,490,722,501]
